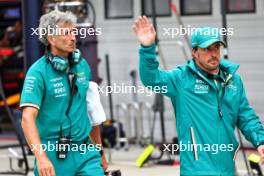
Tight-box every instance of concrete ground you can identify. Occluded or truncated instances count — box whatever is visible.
[0,140,263,176]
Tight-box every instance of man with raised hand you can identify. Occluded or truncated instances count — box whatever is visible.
[133,16,264,175]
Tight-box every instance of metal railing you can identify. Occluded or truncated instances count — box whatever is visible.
[115,101,153,149]
[115,103,129,150]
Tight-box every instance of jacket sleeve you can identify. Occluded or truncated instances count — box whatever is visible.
[20,67,44,110]
[86,81,106,126]
[139,44,182,97]
[237,78,264,148]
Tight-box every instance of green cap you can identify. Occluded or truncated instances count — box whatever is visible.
[191,27,226,48]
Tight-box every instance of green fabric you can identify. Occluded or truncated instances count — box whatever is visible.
[20,56,92,141]
[34,139,104,176]
[191,27,226,48]
[139,44,264,175]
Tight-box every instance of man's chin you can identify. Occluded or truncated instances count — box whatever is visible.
[207,66,220,73]
[206,63,219,71]
[64,48,75,53]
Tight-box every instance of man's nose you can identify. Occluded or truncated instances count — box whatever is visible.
[70,34,76,41]
[210,49,218,58]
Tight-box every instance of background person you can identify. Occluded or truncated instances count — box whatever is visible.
[20,10,104,176]
[87,81,108,171]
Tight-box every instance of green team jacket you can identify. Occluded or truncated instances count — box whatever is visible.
[139,44,264,175]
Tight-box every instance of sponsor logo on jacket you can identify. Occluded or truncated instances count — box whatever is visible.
[194,79,209,94]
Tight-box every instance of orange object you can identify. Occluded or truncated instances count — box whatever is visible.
[0,93,20,106]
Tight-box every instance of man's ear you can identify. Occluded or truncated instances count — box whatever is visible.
[192,48,198,59]
[47,35,55,46]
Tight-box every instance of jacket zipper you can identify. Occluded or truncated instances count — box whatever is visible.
[215,73,232,119]
[214,80,223,119]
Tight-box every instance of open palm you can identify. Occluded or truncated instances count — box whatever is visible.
[132,16,156,46]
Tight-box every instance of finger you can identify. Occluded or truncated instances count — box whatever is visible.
[137,15,143,22]
[135,20,140,30]
[43,168,50,176]
[261,149,264,156]
[40,169,47,176]
[261,157,264,165]
[258,148,264,157]
[138,16,144,29]
[150,24,155,34]
[103,162,108,170]
[41,168,48,176]
[142,16,149,25]
[141,16,147,26]
[102,165,107,171]
[144,16,152,27]
[261,156,264,164]
[132,25,138,34]
[38,169,43,176]
[50,166,56,176]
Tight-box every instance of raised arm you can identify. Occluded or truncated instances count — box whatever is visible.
[133,16,182,97]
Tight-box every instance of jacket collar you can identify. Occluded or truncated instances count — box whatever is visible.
[187,59,239,86]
